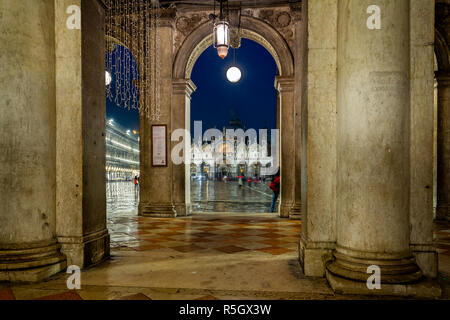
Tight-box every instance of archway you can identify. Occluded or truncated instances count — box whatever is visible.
[171,16,295,218]
[103,36,142,223]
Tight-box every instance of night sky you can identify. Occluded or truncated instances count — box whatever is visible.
[106,38,278,134]
[190,38,278,134]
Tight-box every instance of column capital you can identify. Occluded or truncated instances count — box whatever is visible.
[274,76,295,92]
[172,78,197,98]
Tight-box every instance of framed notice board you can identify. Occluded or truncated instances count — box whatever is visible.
[151,125,167,167]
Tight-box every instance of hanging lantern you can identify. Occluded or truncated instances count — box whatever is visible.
[214,20,230,59]
[212,0,230,59]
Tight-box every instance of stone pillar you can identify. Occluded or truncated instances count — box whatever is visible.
[172,79,197,216]
[326,0,439,297]
[409,0,438,278]
[436,72,450,221]
[290,5,304,220]
[55,0,110,267]
[139,11,176,217]
[275,77,295,218]
[276,93,281,131]
[0,0,66,281]
[299,0,337,277]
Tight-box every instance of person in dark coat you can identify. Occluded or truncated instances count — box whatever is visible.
[269,168,280,213]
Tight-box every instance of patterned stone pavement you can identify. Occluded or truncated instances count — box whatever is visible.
[1,213,449,300]
[108,213,300,255]
[1,181,449,300]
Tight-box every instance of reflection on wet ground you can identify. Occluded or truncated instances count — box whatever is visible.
[106,180,274,217]
[106,181,139,218]
[190,180,273,213]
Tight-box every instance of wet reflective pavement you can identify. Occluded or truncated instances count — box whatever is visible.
[106,181,139,218]
[190,180,273,213]
[1,185,449,300]
[107,180,275,217]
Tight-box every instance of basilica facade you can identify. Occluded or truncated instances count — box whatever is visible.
[191,118,274,180]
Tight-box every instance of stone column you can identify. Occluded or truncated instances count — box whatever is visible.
[139,10,176,217]
[172,79,197,216]
[326,0,438,296]
[54,0,110,268]
[0,0,66,281]
[299,0,337,278]
[275,77,295,218]
[290,5,304,220]
[436,72,450,221]
[276,93,281,131]
[409,0,437,278]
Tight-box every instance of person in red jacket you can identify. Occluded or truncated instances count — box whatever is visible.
[269,168,280,213]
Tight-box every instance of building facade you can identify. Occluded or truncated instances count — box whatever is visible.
[191,119,274,180]
[105,119,140,181]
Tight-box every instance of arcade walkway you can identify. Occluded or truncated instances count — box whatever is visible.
[1,212,450,300]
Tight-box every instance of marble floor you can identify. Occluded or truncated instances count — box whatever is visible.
[1,182,449,300]
[1,212,449,300]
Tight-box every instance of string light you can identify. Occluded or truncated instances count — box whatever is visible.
[105,0,161,121]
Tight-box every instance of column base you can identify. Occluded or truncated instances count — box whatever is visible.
[289,204,302,220]
[0,241,67,283]
[326,270,441,298]
[411,244,438,278]
[58,228,110,268]
[325,246,441,298]
[174,203,192,217]
[298,236,335,277]
[279,203,293,218]
[326,247,423,284]
[139,203,176,218]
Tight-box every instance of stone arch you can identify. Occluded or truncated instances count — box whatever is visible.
[170,14,296,218]
[173,15,294,79]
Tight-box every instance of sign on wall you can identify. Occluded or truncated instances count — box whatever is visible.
[152,125,167,167]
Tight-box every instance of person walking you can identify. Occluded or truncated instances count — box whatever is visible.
[269,169,280,213]
[134,175,139,191]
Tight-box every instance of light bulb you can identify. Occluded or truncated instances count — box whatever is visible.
[105,71,112,86]
[226,66,242,83]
